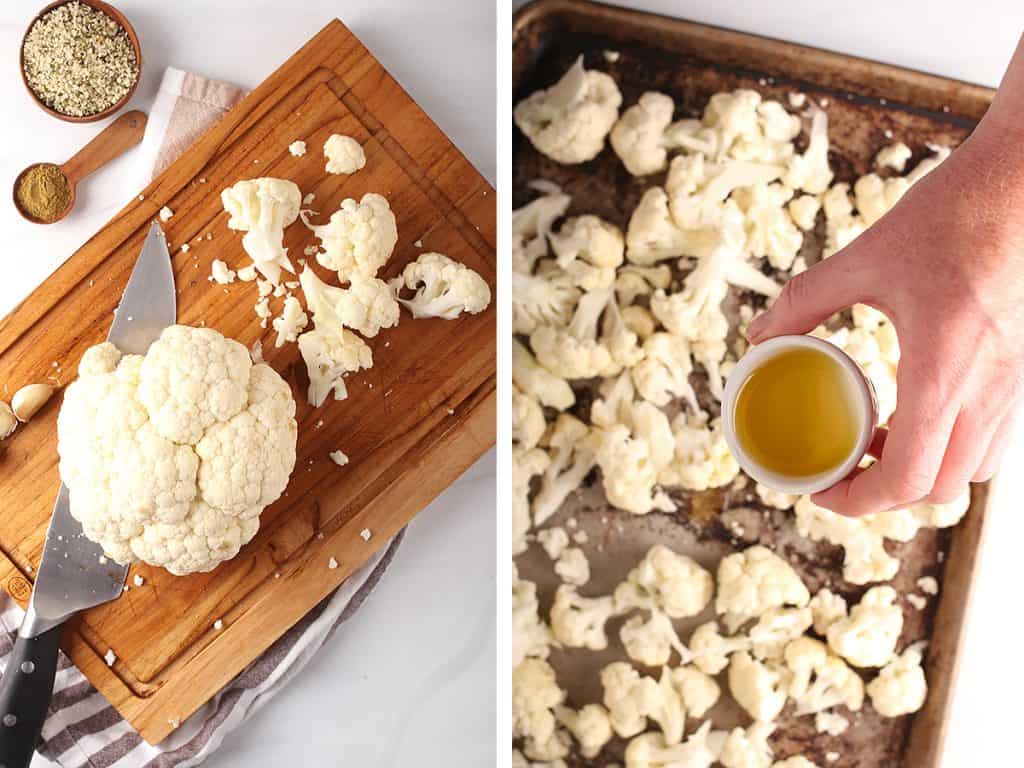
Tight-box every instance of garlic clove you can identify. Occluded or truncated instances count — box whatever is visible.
[12,383,55,422]
[0,402,16,439]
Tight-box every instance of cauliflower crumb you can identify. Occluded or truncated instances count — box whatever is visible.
[917,576,939,595]
[168,718,181,728]
[288,140,307,157]
[303,193,316,205]
[328,557,339,570]
[603,50,620,63]
[132,574,144,587]
[104,649,116,666]
[180,243,190,254]
[213,619,223,630]
[360,528,372,541]
[329,450,349,466]
[159,206,174,222]
[210,259,236,284]
[907,594,927,610]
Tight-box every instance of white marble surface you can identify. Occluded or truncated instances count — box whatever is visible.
[0,1,495,766]
[513,1,1024,766]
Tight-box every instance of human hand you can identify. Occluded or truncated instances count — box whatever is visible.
[746,121,1024,516]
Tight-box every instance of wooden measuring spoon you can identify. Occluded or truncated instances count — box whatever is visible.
[13,110,148,225]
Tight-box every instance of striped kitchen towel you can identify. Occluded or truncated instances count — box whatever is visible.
[0,66,404,767]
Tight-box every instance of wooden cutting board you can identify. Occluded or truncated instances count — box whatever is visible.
[0,19,495,743]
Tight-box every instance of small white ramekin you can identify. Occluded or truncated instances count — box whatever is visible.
[721,334,878,495]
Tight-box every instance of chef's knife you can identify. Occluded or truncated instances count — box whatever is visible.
[0,222,176,767]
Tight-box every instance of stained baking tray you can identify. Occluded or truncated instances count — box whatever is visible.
[512,1,994,766]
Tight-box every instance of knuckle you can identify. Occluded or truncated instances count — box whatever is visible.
[887,470,934,505]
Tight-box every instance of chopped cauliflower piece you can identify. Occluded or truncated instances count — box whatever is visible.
[783,104,833,193]
[237,265,257,282]
[550,584,616,650]
[788,194,820,231]
[613,544,713,619]
[601,664,684,744]
[302,192,397,282]
[300,265,399,338]
[221,178,301,285]
[755,483,798,510]
[624,721,720,768]
[809,589,848,635]
[532,414,596,527]
[718,721,774,768]
[728,651,789,721]
[513,568,552,667]
[329,450,348,466]
[784,636,865,715]
[866,641,928,717]
[610,91,716,175]
[555,704,613,759]
[689,620,751,675]
[210,259,236,284]
[748,607,813,660]
[513,448,550,555]
[554,546,590,586]
[875,142,912,172]
[512,387,546,450]
[631,332,698,411]
[297,325,372,407]
[514,55,622,164]
[323,134,366,175]
[272,296,309,348]
[619,609,691,667]
[392,252,491,320]
[512,182,572,275]
[715,546,810,631]
[512,339,574,411]
[513,658,569,762]
[288,140,307,157]
[826,586,903,668]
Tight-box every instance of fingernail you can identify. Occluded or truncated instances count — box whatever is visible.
[746,312,769,342]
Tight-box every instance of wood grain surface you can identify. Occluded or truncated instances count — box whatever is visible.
[0,19,495,743]
[513,2,993,767]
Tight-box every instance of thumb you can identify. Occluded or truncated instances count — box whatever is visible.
[747,246,874,342]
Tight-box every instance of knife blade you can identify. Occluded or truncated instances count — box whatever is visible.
[0,222,176,768]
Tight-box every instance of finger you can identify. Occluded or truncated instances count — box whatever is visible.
[866,427,889,460]
[973,403,1020,482]
[747,246,879,343]
[812,355,959,515]
[925,411,995,503]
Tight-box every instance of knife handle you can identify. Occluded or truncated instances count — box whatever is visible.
[0,624,62,768]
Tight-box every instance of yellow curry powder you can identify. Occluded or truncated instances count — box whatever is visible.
[16,163,71,222]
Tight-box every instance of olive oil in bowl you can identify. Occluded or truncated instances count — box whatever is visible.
[722,336,877,494]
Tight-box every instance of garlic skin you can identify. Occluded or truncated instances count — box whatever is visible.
[12,384,54,422]
[0,402,16,438]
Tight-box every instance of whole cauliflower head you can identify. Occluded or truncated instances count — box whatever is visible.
[513,55,622,165]
[303,192,398,281]
[392,252,492,320]
[58,328,298,575]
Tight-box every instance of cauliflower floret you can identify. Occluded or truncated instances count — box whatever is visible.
[512,387,545,450]
[271,295,309,347]
[323,133,366,175]
[554,546,590,586]
[532,414,596,527]
[513,658,569,761]
[728,651,789,722]
[555,704,613,759]
[302,192,398,282]
[755,483,798,510]
[619,610,691,667]
[513,55,622,164]
[809,589,849,635]
[624,721,721,768]
[512,182,572,275]
[610,92,717,176]
[717,721,775,768]
[659,412,739,492]
[551,215,625,274]
[221,178,301,285]
[297,325,373,407]
[853,173,909,227]
[550,584,616,650]
[513,270,580,335]
[794,496,900,585]
[783,104,833,194]
[875,142,912,172]
[299,265,398,338]
[784,636,865,715]
[748,607,814,660]
[512,340,574,411]
[672,666,721,718]
[625,187,696,265]
[512,568,552,666]
[826,586,903,668]
[614,544,713,619]
[689,621,752,675]
[536,526,570,560]
[788,194,821,231]
[715,545,810,631]
[210,259,236,284]
[601,664,684,744]
[866,642,928,717]
[631,332,698,411]
[392,252,491,320]
[530,288,640,380]
[512,447,549,555]
[58,327,297,575]
[616,264,672,306]
[732,182,803,271]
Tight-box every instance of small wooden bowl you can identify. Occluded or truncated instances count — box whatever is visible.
[20,0,142,123]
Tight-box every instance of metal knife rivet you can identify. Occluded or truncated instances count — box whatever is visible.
[2,714,17,727]
[20,661,34,674]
